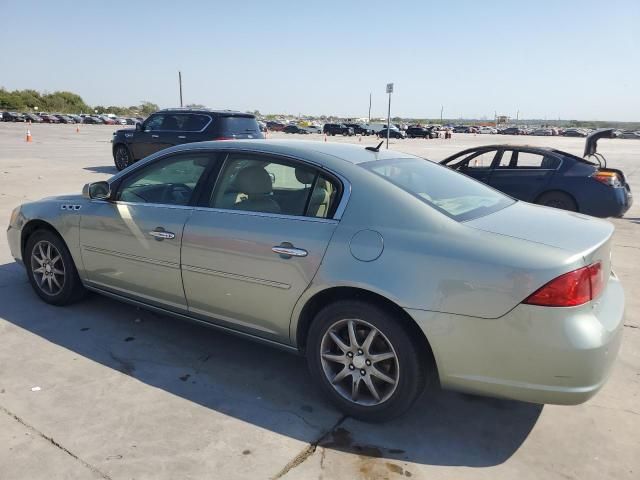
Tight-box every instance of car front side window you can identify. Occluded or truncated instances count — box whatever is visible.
[143,114,164,132]
[117,154,211,206]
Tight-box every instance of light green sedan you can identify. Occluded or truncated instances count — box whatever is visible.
[6,140,625,421]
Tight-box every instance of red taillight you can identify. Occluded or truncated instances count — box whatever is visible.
[592,171,622,187]
[524,262,604,307]
[213,136,233,141]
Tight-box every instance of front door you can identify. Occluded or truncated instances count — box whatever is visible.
[181,152,341,342]
[80,151,214,311]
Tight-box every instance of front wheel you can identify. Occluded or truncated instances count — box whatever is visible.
[25,230,86,306]
[307,300,430,422]
[114,144,133,171]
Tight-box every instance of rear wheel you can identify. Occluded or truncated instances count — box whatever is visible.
[307,300,430,422]
[114,144,133,171]
[536,191,577,212]
[25,230,86,306]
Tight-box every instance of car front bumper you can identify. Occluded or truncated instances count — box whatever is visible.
[7,225,23,265]
[407,273,624,405]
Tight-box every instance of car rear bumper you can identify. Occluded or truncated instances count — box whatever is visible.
[407,273,624,405]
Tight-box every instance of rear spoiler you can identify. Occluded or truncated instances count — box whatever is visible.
[583,128,617,167]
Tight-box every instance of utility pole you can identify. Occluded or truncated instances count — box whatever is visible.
[386,83,393,149]
[440,105,443,124]
[368,93,372,124]
[178,71,183,107]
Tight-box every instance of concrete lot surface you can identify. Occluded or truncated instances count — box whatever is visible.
[0,123,638,480]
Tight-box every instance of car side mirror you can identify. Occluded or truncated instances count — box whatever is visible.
[83,181,111,200]
[135,122,142,132]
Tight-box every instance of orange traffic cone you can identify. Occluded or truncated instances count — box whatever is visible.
[359,135,362,142]
[324,134,327,142]
[26,129,32,142]
[76,125,80,133]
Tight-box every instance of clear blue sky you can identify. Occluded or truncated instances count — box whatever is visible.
[1,0,638,120]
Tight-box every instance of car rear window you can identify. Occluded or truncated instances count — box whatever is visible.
[362,158,515,222]
[219,116,260,133]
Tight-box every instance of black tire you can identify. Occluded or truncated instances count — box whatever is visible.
[114,144,133,171]
[307,300,431,422]
[25,230,86,306]
[536,191,577,212]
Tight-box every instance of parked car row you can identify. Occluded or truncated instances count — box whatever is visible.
[1,111,143,125]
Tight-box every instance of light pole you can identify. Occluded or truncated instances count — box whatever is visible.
[178,71,183,107]
[368,92,372,124]
[440,105,443,124]
[386,83,393,149]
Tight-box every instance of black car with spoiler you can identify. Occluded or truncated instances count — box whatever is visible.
[440,129,632,218]
[111,109,264,170]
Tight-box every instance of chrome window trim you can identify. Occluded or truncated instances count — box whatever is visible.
[143,113,213,133]
[192,206,339,224]
[205,148,351,221]
[107,146,352,220]
[92,199,338,224]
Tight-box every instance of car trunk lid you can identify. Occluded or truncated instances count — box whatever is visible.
[466,201,614,280]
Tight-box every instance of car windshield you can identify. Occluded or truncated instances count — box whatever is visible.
[362,158,515,221]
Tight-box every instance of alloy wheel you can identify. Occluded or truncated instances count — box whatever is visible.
[30,240,65,296]
[320,318,399,406]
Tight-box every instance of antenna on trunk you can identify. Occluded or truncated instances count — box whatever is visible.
[366,141,384,152]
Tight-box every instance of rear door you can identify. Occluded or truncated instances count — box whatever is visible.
[181,151,341,343]
[172,113,212,145]
[489,149,559,201]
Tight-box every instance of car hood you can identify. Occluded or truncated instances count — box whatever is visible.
[465,201,614,255]
[41,193,85,202]
[114,128,135,135]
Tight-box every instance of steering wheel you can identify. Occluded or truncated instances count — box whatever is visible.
[162,183,193,205]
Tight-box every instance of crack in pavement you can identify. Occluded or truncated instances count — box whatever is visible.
[0,404,113,480]
[271,415,347,479]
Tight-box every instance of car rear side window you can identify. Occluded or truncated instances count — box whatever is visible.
[209,154,339,218]
[362,158,514,222]
[219,116,260,134]
[516,152,560,169]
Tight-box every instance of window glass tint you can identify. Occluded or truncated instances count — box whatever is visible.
[497,150,514,168]
[210,154,338,218]
[144,114,164,131]
[363,158,514,221]
[219,116,260,133]
[516,152,559,169]
[117,154,210,205]
[181,114,209,132]
[465,150,497,168]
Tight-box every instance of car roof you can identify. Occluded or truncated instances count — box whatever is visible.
[157,108,254,117]
[131,140,419,174]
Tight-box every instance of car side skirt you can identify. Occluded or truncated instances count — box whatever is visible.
[84,285,300,354]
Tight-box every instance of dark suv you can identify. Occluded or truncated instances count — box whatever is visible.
[344,123,373,135]
[323,123,355,136]
[112,109,264,170]
[406,126,437,139]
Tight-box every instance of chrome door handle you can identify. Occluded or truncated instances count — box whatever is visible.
[149,228,175,240]
[151,134,159,138]
[177,135,186,139]
[272,245,308,258]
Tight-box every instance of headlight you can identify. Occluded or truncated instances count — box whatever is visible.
[9,206,21,227]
